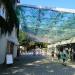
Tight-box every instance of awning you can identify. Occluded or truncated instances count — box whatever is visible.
[60,39,71,45]
[7,36,19,45]
[70,37,75,43]
[7,27,19,45]
[17,5,75,44]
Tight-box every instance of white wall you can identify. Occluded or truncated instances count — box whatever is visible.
[13,45,17,58]
[0,34,8,64]
[0,2,18,64]
[9,27,18,58]
[7,27,18,58]
[0,3,7,64]
[0,27,18,64]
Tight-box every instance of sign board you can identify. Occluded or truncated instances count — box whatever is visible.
[6,54,13,64]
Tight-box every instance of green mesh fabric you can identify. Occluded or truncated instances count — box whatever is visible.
[17,5,75,43]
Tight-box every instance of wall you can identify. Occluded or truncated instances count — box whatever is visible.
[0,1,19,64]
[0,34,8,64]
[0,27,18,64]
[0,3,6,64]
[7,27,19,58]
[13,45,17,58]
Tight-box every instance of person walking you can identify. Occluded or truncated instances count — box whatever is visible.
[51,51,54,61]
[61,50,67,66]
[57,51,61,62]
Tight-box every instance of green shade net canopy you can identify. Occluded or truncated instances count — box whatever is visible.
[16,4,75,43]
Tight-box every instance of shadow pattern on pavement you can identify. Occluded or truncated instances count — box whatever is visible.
[0,55,75,75]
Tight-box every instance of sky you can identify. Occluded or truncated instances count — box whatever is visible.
[20,0,75,9]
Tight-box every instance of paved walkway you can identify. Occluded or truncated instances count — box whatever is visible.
[0,54,75,75]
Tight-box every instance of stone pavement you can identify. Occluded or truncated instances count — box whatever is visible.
[0,54,75,75]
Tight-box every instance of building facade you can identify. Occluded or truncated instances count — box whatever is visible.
[0,0,19,64]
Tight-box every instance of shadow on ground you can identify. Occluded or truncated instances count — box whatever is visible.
[0,54,75,75]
